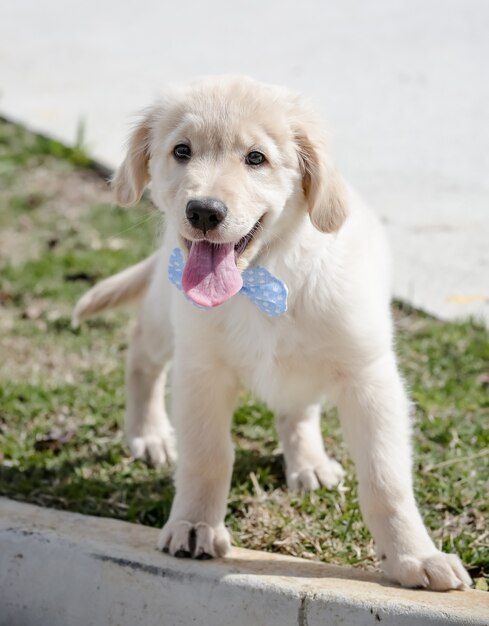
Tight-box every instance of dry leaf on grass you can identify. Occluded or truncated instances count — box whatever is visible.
[34,428,76,452]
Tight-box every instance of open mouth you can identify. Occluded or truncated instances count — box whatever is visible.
[184,218,261,260]
[233,219,261,258]
[181,219,262,308]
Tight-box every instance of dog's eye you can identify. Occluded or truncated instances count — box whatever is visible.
[173,144,191,161]
[245,151,266,166]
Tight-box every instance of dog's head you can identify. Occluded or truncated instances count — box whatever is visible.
[113,76,347,307]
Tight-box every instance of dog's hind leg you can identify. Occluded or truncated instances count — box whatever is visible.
[125,259,176,467]
[276,404,345,491]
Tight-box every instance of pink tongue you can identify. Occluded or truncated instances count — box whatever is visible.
[182,241,243,307]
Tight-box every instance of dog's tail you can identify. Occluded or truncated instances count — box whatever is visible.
[72,253,158,326]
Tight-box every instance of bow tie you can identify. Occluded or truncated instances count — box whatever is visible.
[168,247,288,316]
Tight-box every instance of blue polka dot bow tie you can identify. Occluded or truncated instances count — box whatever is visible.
[168,247,288,316]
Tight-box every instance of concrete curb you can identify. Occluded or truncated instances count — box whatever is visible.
[1,498,488,626]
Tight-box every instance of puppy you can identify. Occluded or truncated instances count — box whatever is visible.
[73,76,471,590]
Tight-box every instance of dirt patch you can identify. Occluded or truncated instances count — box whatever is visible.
[0,331,125,385]
[0,159,113,266]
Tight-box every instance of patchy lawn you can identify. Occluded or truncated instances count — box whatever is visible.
[0,119,487,590]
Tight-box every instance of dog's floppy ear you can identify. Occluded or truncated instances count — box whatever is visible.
[294,114,348,233]
[112,108,158,207]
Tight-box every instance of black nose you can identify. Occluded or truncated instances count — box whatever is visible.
[186,198,228,233]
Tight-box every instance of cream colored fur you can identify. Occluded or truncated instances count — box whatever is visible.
[72,253,158,326]
[74,76,471,590]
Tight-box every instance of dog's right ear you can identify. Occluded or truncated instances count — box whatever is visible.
[112,108,158,207]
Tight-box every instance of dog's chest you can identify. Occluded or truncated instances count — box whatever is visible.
[217,297,336,410]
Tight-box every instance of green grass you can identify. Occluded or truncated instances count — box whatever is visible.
[0,120,487,588]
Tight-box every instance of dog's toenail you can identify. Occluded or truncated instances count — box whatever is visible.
[174,549,192,558]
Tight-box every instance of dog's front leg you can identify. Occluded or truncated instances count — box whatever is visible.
[158,347,239,559]
[337,353,471,590]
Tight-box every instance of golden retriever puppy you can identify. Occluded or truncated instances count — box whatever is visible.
[73,76,471,590]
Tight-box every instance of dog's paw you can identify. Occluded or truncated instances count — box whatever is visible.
[158,520,231,559]
[383,551,472,590]
[127,431,177,467]
[287,458,345,492]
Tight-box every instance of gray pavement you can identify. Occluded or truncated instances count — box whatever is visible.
[3,499,489,625]
[1,0,488,323]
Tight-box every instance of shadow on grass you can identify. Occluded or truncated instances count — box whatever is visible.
[0,448,287,529]
[0,450,175,528]
[233,447,286,490]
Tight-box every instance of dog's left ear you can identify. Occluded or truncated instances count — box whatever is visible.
[294,116,348,233]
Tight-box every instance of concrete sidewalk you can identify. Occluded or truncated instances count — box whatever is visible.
[1,0,488,323]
